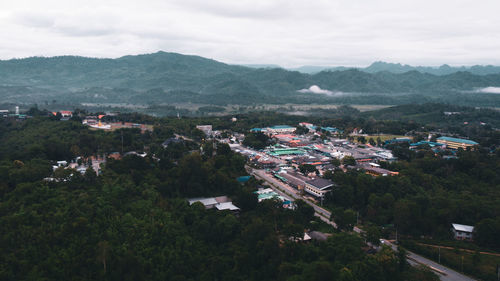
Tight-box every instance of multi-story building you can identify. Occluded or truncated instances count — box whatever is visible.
[304,178,334,198]
[437,136,478,150]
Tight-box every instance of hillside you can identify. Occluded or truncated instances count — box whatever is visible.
[1,52,500,107]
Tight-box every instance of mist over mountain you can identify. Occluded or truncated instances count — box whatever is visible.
[1,51,500,107]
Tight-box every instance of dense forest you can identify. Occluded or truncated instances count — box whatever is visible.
[323,148,500,245]
[1,52,500,107]
[0,116,439,281]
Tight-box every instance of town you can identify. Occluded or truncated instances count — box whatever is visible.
[0,106,496,281]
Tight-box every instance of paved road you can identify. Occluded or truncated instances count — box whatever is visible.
[381,240,476,281]
[250,168,337,228]
[253,166,475,281]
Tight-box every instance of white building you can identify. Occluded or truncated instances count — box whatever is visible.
[451,223,474,241]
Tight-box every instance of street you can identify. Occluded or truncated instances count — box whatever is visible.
[252,165,476,281]
[250,167,337,228]
[381,240,476,281]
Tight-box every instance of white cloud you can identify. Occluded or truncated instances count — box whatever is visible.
[298,85,333,95]
[475,87,500,94]
[0,0,500,67]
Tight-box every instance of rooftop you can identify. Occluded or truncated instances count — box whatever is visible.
[188,198,218,206]
[452,223,474,233]
[215,202,240,211]
[437,136,478,145]
[305,178,334,190]
[270,125,295,129]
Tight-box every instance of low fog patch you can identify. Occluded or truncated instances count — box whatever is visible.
[297,85,352,96]
[474,87,500,94]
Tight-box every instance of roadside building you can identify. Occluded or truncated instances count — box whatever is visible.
[304,178,334,198]
[451,223,474,241]
[279,171,308,191]
[437,136,478,150]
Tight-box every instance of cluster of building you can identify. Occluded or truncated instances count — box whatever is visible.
[1,106,28,119]
[230,122,407,201]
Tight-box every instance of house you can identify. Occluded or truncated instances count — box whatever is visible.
[304,178,334,198]
[437,136,478,150]
[60,111,73,118]
[451,223,474,241]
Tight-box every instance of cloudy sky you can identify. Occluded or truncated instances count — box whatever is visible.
[1,0,499,67]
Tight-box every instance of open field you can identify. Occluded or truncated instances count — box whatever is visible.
[351,134,409,144]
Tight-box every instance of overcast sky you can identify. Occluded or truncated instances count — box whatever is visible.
[1,0,499,67]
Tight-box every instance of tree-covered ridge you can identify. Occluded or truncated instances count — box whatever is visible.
[1,52,500,106]
[0,117,437,281]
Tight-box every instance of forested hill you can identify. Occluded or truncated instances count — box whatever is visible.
[1,52,500,106]
[291,62,500,75]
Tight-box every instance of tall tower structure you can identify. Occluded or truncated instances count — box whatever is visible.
[15,106,19,115]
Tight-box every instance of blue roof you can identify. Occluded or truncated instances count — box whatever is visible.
[237,176,251,182]
[251,128,265,132]
[410,141,445,147]
[437,136,478,145]
[321,126,342,132]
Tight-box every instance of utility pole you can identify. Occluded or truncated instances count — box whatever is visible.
[121,130,124,154]
[438,246,441,264]
[396,228,398,244]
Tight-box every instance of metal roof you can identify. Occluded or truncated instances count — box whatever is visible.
[305,178,334,190]
[188,198,218,206]
[215,202,240,211]
[437,137,478,145]
[452,223,474,233]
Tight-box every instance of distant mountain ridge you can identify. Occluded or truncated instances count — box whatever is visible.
[285,61,500,75]
[1,51,500,107]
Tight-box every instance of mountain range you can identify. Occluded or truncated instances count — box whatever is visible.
[1,51,500,107]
